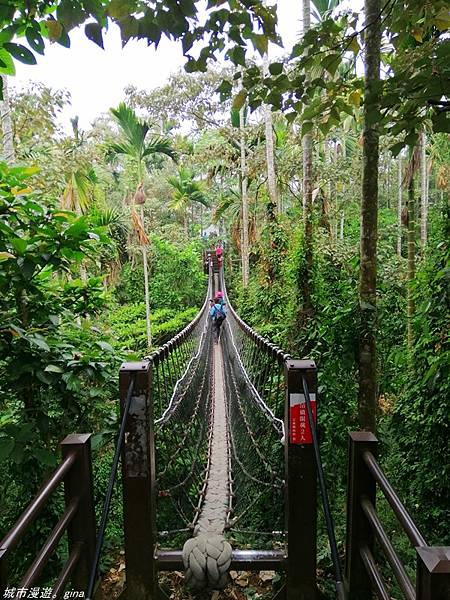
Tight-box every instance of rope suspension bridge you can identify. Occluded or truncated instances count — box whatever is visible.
[1,254,449,600]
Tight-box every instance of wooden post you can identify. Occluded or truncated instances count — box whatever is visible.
[120,361,156,600]
[416,546,450,600]
[344,432,378,599]
[284,359,318,600]
[61,434,96,594]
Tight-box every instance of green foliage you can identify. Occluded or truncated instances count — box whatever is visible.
[0,163,121,579]
[108,303,198,353]
[115,237,207,309]
[389,206,450,543]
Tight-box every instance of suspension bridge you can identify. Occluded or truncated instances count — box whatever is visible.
[1,256,449,600]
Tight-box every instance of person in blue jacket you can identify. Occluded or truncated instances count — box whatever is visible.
[210,296,226,342]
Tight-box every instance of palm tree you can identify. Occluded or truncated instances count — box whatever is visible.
[61,168,101,215]
[310,0,341,22]
[108,102,176,349]
[167,168,209,235]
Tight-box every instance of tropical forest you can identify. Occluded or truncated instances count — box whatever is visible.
[0,1,449,600]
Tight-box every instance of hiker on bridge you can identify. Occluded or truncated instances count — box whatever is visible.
[215,242,223,268]
[210,295,226,342]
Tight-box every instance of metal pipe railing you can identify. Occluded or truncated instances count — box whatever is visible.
[19,498,79,588]
[359,544,391,600]
[0,452,76,556]
[362,450,427,548]
[52,542,84,597]
[361,497,415,600]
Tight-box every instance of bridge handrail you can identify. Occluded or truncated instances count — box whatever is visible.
[0,434,96,595]
[362,449,427,548]
[345,432,450,600]
[220,270,290,366]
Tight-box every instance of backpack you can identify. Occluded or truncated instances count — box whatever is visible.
[214,304,226,324]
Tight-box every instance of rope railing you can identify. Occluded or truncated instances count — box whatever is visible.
[219,271,286,543]
[86,271,213,595]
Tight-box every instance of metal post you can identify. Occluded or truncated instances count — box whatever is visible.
[416,547,450,600]
[61,434,96,594]
[344,432,378,599]
[120,361,156,600]
[284,359,318,600]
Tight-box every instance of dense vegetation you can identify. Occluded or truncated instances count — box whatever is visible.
[0,0,449,597]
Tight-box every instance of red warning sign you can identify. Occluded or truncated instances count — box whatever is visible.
[289,392,316,444]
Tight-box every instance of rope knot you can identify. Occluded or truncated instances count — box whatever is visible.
[182,533,232,590]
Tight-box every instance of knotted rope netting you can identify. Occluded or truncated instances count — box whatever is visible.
[220,275,287,547]
[146,267,289,590]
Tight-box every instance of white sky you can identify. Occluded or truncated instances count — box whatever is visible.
[11,1,360,131]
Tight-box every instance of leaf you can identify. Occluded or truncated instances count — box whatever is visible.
[348,35,360,54]
[34,448,58,466]
[85,22,104,48]
[253,33,268,56]
[45,19,63,41]
[432,111,450,134]
[23,165,40,176]
[321,53,340,77]
[12,186,32,195]
[107,0,137,19]
[3,43,37,65]
[0,48,16,75]
[435,8,450,31]
[0,437,14,460]
[348,90,361,107]
[232,89,247,110]
[26,27,45,54]
[285,111,297,123]
[29,335,50,352]
[44,364,64,373]
[97,340,114,352]
[411,27,423,43]
[389,141,405,157]
[229,45,245,67]
[57,0,87,30]
[0,251,14,261]
[11,238,27,254]
[268,62,283,76]
[216,79,232,96]
[57,26,71,48]
[0,24,17,44]
[90,432,107,451]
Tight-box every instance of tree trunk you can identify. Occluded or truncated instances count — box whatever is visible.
[141,205,152,349]
[263,55,278,215]
[407,174,415,350]
[239,106,249,287]
[358,0,381,432]
[302,0,314,315]
[0,75,15,164]
[397,155,402,257]
[420,129,428,249]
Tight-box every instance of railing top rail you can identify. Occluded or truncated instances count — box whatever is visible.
[0,451,76,556]
[362,449,427,548]
[220,271,290,365]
